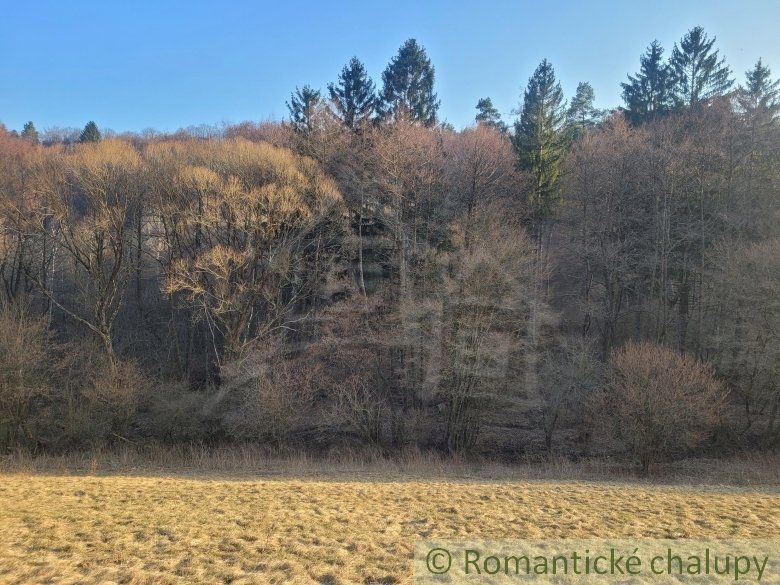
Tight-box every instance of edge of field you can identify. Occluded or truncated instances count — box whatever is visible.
[1,445,777,488]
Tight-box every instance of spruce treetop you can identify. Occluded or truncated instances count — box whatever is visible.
[621,41,673,124]
[669,26,733,107]
[79,121,101,143]
[379,38,439,126]
[513,59,567,222]
[286,85,322,133]
[21,121,40,144]
[741,59,780,113]
[328,57,377,130]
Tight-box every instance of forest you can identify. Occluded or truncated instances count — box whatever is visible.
[1,27,778,471]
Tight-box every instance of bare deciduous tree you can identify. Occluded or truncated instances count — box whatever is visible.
[32,140,141,364]
[155,139,347,361]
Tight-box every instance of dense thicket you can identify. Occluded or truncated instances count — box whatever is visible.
[0,31,777,467]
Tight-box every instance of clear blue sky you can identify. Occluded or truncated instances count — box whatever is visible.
[1,0,778,133]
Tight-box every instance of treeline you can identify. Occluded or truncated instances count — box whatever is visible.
[0,28,777,469]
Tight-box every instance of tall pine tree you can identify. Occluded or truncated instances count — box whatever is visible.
[475,97,507,132]
[286,85,322,133]
[566,82,600,138]
[621,41,673,124]
[740,59,780,115]
[21,121,39,144]
[79,121,101,143]
[513,59,567,226]
[669,26,733,108]
[379,39,439,126]
[328,57,377,131]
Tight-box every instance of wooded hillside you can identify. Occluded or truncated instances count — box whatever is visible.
[1,30,777,468]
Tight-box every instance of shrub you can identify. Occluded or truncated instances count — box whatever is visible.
[221,350,320,445]
[538,336,603,451]
[63,343,147,445]
[0,304,61,448]
[141,383,215,442]
[335,375,387,445]
[592,341,727,472]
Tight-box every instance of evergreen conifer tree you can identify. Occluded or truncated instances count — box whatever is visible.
[621,41,673,124]
[21,121,39,144]
[328,57,377,131]
[475,97,507,132]
[513,59,567,224]
[379,39,439,125]
[566,82,601,138]
[286,86,322,133]
[741,59,780,115]
[79,121,101,143]
[669,26,733,107]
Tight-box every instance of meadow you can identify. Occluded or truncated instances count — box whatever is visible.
[0,449,777,584]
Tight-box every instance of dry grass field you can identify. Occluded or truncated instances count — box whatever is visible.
[0,449,778,584]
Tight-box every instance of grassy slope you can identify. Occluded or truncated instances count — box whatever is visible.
[1,471,778,585]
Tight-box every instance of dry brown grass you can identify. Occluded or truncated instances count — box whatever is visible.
[2,444,779,485]
[0,448,778,584]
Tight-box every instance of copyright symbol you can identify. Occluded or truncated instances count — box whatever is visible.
[426,548,452,574]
